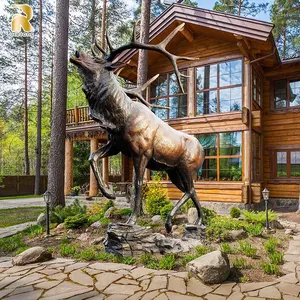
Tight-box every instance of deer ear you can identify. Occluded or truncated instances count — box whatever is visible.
[104,61,127,71]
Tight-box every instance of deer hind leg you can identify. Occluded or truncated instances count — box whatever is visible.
[190,187,205,226]
[89,141,120,200]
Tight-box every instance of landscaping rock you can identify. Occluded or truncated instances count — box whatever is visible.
[151,215,162,224]
[187,208,198,224]
[187,250,230,284]
[91,236,105,245]
[104,207,114,218]
[270,220,284,229]
[12,247,52,266]
[77,233,90,242]
[285,229,295,235]
[228,229,247,241]
[55,223,65,232]
[37,213,46,226]
[90,221,101,229]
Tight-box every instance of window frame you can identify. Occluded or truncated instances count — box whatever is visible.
[195,131,243,182]
[194,58,244,116]
[252,131,263,182]
[272,78,300,110]
[252,67,263,107]
[150,70,188,120]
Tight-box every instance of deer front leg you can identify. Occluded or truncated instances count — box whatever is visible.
[127,155,148,225]
[89,141,120,199]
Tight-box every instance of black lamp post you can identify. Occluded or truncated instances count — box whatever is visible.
[43,191,52,235]
[262,188,270,230]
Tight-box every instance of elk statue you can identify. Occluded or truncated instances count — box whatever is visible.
[70,23,205,232]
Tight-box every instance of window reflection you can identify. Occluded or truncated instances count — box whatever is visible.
[220,87,242,112]
[219,132,242,156]
[290,80,300,107]
[196,91,217,114]
[291,151,300,177]
[219,60,242,87]
[274,80,287,109]
[220,158,242,181]
[277,152,287,177]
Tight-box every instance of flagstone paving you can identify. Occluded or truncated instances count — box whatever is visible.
[1,221,300,299]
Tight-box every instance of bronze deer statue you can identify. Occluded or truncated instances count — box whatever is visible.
[70,23,205,232]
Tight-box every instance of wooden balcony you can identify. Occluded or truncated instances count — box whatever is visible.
[66,106,95,126]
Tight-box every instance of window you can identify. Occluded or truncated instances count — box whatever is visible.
[150,71,187,120]
[252,68,262,106]
[196,59,243,115]
[252,132,262,181]
[274,79,300,109]
[273,150,300,179]
[195,131,242,181]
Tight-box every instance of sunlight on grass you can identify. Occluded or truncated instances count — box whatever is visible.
[0,195,42,200]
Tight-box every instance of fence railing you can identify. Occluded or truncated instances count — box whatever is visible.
[66,106,94,126]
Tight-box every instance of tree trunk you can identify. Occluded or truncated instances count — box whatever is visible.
[283,24,287,59]
[238,0,243,16]
[91,0,97,43]
[24,38,30,175]
[35,0,43,195]
[137,0,151,98]
[100,0,107,49]
[47,0,70,207]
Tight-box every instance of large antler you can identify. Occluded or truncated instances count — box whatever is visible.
[106,23,198,93]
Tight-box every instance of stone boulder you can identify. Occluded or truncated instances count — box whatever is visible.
[187,250,230,284]
[228,229,247,241]
[187,208,198,224]
[12,247,52,266]
[151,215,162,224]
[37,213,46,226]
[90,221,101,229]
[270,220,284,229]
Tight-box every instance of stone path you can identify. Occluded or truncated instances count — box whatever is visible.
[0,222,37,239]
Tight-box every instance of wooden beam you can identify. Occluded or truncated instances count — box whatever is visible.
[234,34,251,50]
[89,138,98,197]
[179,23,194,42]
[64,139,73,195]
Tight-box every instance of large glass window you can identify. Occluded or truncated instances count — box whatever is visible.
[150,71,187,119]
[195,131,242,181]
[273,150,300,179]
[195,59,243,115]
[252,132,262,181]
[274,79,300,109]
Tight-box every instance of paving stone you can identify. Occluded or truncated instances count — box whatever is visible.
[83,295,105,300]
[67,290,100,299]
[26,265,45,275]
[64,262,89,273]
[155,293,168,300]
[276,282,300,297]
[141,290,159,300]
[243,298,265,300]
[42,281,93,299]
[240,282,276,292]
[213,283,236,296]
[282,262,297,274]
[3,265,33,274]
[117,278,139,285]
[105,295,128,300]
[104,283,141,295]
[5,273,44,289]
[0,289,13,299]
[131,267,154,279]
[170,271,188,278]
[41,258,74,265]
[89,262,134,271]
[9,285,34,295]
[168,276,186,294]
[187,277,213,297]
[166,292,203,299]
[47,272,67,280]
[247,291,259,296]
[126,291,146,300]
[140,279,150,290]
[116,270,131,275]
[205,294,226,300]
[0,257,12,263]
[259,286,281,299]
[147,276,167,291]
[152,270,176,276]
[69,269,94,286]
[282,295,300,300]
[227,291,244,300]
[95,272,123,291]
[284,254,300,262]
[4,289,43,300]
[39,268,61,275]
[35,280,62,289]
[84,267,102,276]
[139,275,152,281]
[232,285,240,292]
[0,261,13,268]
[278,273,299,284]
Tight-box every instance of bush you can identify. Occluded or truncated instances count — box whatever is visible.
[264,237,279,254]
[159,254,176,270]
[100,217,110,227]
[111,208,132,219]
[242,210,277,225]
[202,207,217,225]
[220,242,232,254]
[121,257,136,265]
[59,244,78,257]
[244,223,263,237]
[0,235,25,253]
[64,214,88,229]
[268,251,284,265]
[230,207,241,218]
[181,254,198,265]
[103,200,115,213]
[195,245,210,256]
[240,276,249,283]
[239,241,257,258]
[70,186,81,196]
[160,204,173,220]
[145,174,170,216]
[51,199,87,224]
[232,257,248,269]
[139,253,159,269]
[76,249,96,261]
[262,263,280,275]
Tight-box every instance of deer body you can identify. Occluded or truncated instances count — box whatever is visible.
[71,23,205,231]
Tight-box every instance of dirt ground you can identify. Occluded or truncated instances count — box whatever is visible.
[278,211,300,224]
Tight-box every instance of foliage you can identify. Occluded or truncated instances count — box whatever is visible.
[145,174,170,216]
[232,257,248,269]
[73,142,90,187]
[64,214,88,229]
[100,217,110,227]
[244,223,263,237]
[70,186,81,196]
[59,244,78,257]
[111,208,132,218]
[88,200,111,216]
[0,235,25,253]
[87,214,103,226]
[104,200,115,213]
[242,210,277,225]
[181,254,199,264]
[239,241,257,258]
[262,263,280,276]
[160,204,173,220]
[76,248,97,261]
[14,246,30,255]
[50,199,87,224]
[159,254,176,270]
[195,245,210,256]
[139,253,159,269]
[230,207,241,218]
[264,238,279,254]
[121,257,136,265]
[220,242,233,254]
[239,276,249,283]
[268,251,284,265]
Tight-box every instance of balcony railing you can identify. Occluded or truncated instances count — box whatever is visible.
[66,106,94,126]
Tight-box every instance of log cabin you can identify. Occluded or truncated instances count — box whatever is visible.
[65,4,300,213]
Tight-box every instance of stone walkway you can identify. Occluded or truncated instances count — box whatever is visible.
[0,222,37,239]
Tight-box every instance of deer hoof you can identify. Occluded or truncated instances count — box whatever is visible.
[165,221,172,233]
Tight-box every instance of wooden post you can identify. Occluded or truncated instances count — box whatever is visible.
[187,67,195,117]
[103,157,109,184]
[74,106,79,125]
[64,138,73,195]
[89,138,98,197]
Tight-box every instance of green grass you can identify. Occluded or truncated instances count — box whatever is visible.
[0,207,44,228]
[0,195,42,200]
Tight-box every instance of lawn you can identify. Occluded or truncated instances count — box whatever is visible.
[0,207,44,228]
[0,194,42,200]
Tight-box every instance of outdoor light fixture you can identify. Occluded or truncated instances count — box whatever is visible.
[262,188,270,230]
[43,190,53,235]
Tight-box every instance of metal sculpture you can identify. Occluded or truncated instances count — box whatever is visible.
[70,23,205,232]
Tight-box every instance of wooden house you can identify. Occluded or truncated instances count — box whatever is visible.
[65,4,300,212]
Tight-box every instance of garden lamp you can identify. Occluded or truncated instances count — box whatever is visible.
[43,191,53,235]
[262,188,270,230]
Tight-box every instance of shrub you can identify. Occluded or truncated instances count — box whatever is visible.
[160,204,173,220]
[64,214,88,229]
[145,174,170,216]
[195,245,210,256]
[264,237,279,254]
[121,257,136,265]
[111,208,132,218]
[139,253,159,269]
[88,201,107,216]
[159,254,176,270]
[239,241,257,258]
[230,207,241,218]
[244,223,263,237]
[240,276,249,283]
[0,235,25,253]
[242,210,277,225]
[70,186,81,196]
[77,249,96,261]
[220,242,232,254]
[100,217,110,227]
[268,251,284,265]
[232,257,248,269]
[14,246,30,255]
[202,207,217,225]
[51,199,87,224]
[103,200,115,213]
[262,263,280,275]
[181,254,198,265]
[95,251,116,261]
[59,244,78,257]
[87,214,103,226]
